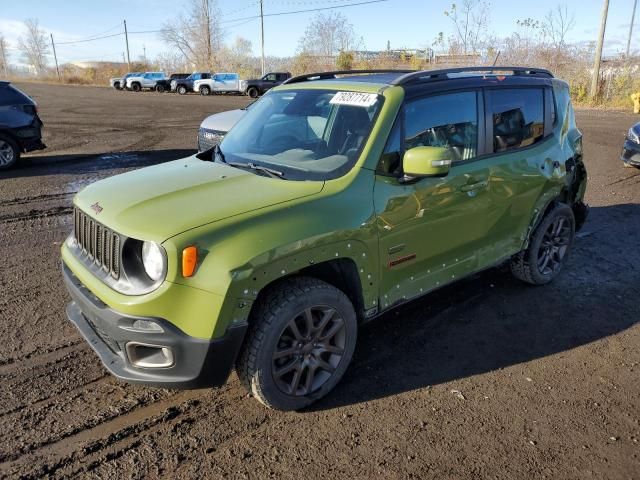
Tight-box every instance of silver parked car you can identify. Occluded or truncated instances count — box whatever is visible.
[193,73,247,96]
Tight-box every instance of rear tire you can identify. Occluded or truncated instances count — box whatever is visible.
[0,134,20,170]
[131,82,141,92]
[511,203,575,285]
[247,87,259,98]
[155,84,165,93]
[236,277,357,411]
[177,85,187,95]
[200,85,211,96]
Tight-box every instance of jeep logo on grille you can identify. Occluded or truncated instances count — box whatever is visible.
[90,202,103,214]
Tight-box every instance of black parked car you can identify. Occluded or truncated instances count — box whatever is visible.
[622,122,640,168]
[244,72,291,98]
[0,81,45,170]
[171,72,211,94]
[155,73,189,93]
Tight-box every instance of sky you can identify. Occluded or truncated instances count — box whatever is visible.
[0,0,637,66]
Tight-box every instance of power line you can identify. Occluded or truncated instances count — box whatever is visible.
[56,31,123,45]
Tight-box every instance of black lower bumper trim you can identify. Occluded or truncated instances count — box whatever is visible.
[621,140,640,165]
[63,262,247,389]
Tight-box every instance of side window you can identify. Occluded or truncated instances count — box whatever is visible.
[404,91,479,163]
[489,88,544,152]
[266,74,277,82]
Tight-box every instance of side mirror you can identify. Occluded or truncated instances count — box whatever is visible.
[402,146,453,178]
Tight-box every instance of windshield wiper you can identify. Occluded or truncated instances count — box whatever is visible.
[227,161,286,179]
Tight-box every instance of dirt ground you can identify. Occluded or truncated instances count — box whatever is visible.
[0,83,638,479]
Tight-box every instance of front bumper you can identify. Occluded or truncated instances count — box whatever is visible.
[621,139,640,166]
[62,263,247,389]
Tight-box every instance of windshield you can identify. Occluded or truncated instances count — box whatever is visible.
[219,89,383,181]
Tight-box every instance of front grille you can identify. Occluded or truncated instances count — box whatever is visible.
[198,128,226,152]
[73,207,121,279]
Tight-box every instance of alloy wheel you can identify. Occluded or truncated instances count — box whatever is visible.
[272,306,346,397]
[537,216,571,275]
[0,140,15,167]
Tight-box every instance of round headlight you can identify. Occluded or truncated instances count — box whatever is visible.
[141,241,165,282]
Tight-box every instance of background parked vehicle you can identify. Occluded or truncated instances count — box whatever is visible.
[621,122,640,167]
[0,81,46,170]
[194,73,245,96]
[197,102,257,151]
[244,72,291,98]
[111,72,140,90]
[126,72,166,92]
[155,73,189,93]
[171,72,211,95]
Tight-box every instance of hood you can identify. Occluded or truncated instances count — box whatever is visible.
[200,109,246,133]
[74,156,324,243]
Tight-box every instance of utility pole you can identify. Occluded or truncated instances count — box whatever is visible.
[143,44,147,64]
[50,34,61,81]
[122,52,126,64]
[260,0,265,75]
[124,19,131,70]
[204,0,212,70]
[0,40,8,78]
[590,0,609,99]
[627,0,638,58]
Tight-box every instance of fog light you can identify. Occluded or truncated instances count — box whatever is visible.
[120,319,164,333]
[126,342,174,368]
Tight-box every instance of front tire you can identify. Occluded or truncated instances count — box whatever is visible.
[177,85,187,95]
[0,134,20,170]
[199,85,211,96]
[236,277,357,411]
[247,86,259,98]
[131,82,141,92]
[155,84,165,93]
[511,203,575,285]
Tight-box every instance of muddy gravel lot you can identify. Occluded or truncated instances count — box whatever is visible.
[0,83,638,479]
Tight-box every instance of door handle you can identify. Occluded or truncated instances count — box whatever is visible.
[460,180,488,192]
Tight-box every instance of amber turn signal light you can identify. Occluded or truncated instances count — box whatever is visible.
[182,246,198,277]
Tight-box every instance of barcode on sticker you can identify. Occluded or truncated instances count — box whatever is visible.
[330,91,378,107]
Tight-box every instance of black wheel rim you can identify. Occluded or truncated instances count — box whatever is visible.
[537,216,571,275]
[272,306,346,397]
[0,140,15,166]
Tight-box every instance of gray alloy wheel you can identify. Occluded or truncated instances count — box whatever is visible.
[236,277,357,411]
[0,136,19,170]
[200,85,211,96]
[177,85,187,95]
[511,203,575,285]
[271,305,347,397]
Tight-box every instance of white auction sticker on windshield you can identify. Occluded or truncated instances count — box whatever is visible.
[330,91,378,107]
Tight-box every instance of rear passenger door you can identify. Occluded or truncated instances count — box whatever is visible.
[483,87,556,257]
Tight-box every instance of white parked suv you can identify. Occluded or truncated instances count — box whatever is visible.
[193,73,247,96]
[126,72,167,92]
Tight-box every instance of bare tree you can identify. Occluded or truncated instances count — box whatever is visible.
[160,0,223,70]
[443,0,491,54]
[219,37,254,76]
[17,19,50,75]
[0,34,9,77]
[542,4,575,50]
[298,12,361,57]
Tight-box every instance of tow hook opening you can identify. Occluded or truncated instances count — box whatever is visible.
[126,342,175,368]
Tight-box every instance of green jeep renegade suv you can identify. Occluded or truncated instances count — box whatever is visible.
[62,67,588,410]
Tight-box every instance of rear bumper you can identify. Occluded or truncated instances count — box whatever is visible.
[621,140,640,165]
[12,120,46,153]
[62,263,247,389]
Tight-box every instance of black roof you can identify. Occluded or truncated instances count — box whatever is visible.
[284,67,554,88]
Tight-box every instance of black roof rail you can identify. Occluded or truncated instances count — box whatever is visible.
[282,69,416,85]
[391,66,554,85]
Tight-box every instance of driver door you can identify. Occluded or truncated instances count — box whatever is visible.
[374,90,494,308]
